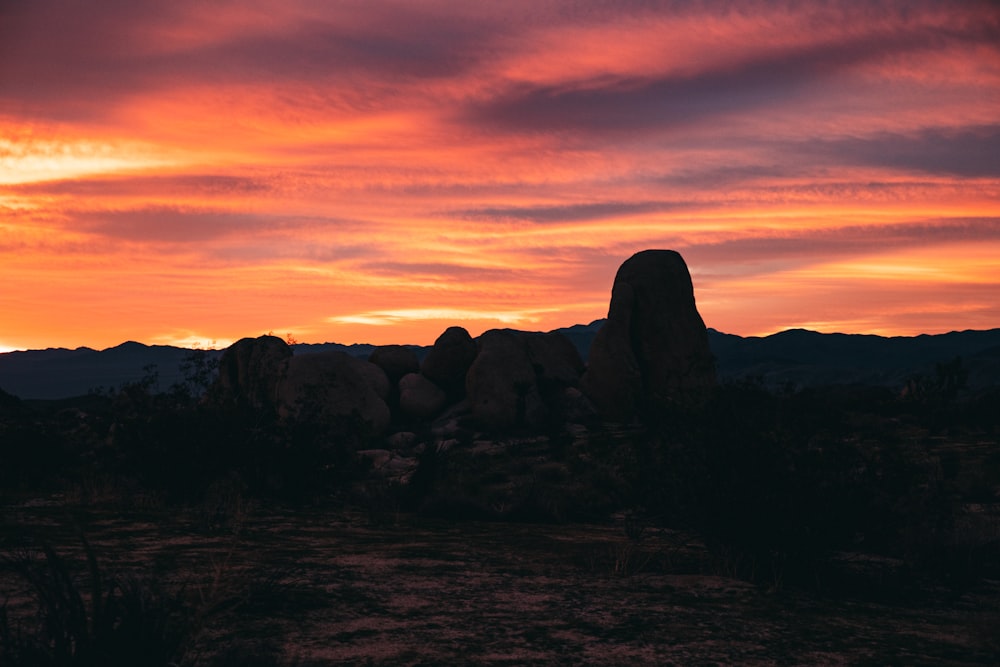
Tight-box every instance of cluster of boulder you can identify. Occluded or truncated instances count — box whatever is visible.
[212,250,716,443]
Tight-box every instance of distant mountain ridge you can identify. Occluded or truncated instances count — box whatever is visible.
[707,327,1000,391]
[2,323,999,400]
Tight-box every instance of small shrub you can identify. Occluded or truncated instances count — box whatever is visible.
[0,539,190,667]
[634,383,969,590]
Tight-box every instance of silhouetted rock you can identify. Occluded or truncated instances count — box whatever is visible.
[466,330,546,430]
[421,326,478,397]
[581,250,715,420]
[369,345,420,384]
[276,351,390,437]
[525,331,585,388]
[347,356,391,401]
[398,372,448,419]
[551,386,598,424]
[216,335,292,411]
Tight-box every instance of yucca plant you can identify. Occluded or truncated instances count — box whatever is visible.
[0,537,189,667]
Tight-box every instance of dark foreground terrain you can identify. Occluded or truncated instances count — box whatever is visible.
[2,500,999,666]
[2,342,999,664]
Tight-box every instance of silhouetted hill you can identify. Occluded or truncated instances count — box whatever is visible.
[2,325,999,399]
[555,320,606,360]
[707,327,1000,390]
[0,342,223,400]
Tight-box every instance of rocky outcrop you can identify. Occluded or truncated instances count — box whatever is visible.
[581,250,715,420]
[215,335,292,411]
[398,372,448,420]
[347,355,391,401]
[525,332,585,389]
[276,351,390,437]
[369,345,420,384]
[421,327,477,398]
[463,329,587,431]
[213,249,711,444]
[466,330,546,430]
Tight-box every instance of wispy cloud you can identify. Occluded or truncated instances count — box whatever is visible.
[792,126,1000,177]
[328,307,562,328]
[1,0,998,349]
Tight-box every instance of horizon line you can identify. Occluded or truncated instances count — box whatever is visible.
[3,322,1000,355]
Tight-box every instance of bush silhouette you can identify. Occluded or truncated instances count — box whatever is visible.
[631,382,966,589]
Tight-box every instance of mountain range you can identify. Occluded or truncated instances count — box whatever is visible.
[2,323,999,400]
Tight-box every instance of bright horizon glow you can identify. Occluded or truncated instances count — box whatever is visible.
[2,1,999,351]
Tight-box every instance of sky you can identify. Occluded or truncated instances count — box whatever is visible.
[1,0,999,352]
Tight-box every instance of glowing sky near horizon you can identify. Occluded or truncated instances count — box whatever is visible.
[1,0,998,352]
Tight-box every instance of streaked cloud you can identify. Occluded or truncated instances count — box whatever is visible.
[454,201,696,224]
[329,307,561,328]
[790,126,1000,177]
[1,0,998,350]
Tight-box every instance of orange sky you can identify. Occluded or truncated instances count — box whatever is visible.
[2,1,999,351]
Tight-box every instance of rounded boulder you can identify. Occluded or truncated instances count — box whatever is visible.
[398,372,448,420]
[421,326,478,397]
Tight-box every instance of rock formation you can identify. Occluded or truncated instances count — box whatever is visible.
[275,351,391,437]
[398,372,448,419]
[465,329,547,430]
[346,355,391,401]
[581,249,715,420]
[524,331,585,389]
[421,326,478,398]
[215,335,292,410]
[213,249,712,440]
[368,345,420,384]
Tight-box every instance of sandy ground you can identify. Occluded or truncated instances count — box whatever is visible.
[2,503,998,665]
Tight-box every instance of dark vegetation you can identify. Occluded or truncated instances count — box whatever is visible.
[2,351,999,663]
[0,538,189,667]
[636,376,1000,591]
[1,352,369,508]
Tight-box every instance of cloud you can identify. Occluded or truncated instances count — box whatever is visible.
[682,217,1000,279]
[453,200,696,223]
[0,0,506,121]
[356,261,521,282]
[462,7,999,136]
[328,307,561,328]
[795,126,1000,177]
[6,173,271,197]
[2,0,999,347]
[72,207,281,244]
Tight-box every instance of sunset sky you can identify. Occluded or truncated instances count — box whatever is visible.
[2,0,998,352]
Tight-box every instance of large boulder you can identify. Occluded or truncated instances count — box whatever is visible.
[368,345,420,384]
[466,329,546,430]
[524,332,585,389]
[276,351,390,437]
[398,372,448,420]
[346,356,391,401]
[215,335,292,410]
[581,250,715,421]
[421,326,478,397]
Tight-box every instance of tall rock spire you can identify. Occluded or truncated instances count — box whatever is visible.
[581,250,716,421]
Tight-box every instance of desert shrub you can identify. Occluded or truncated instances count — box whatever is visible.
[256,411,370,504]
[207,640,292,667]
[0,540,190,667]
[0,417,68,493]
[168,350,220,403]
[101,376,372,506]
[0,531,310,667]
[690,386,842,582]
[633,382,968,589]
[503,481,568,523]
